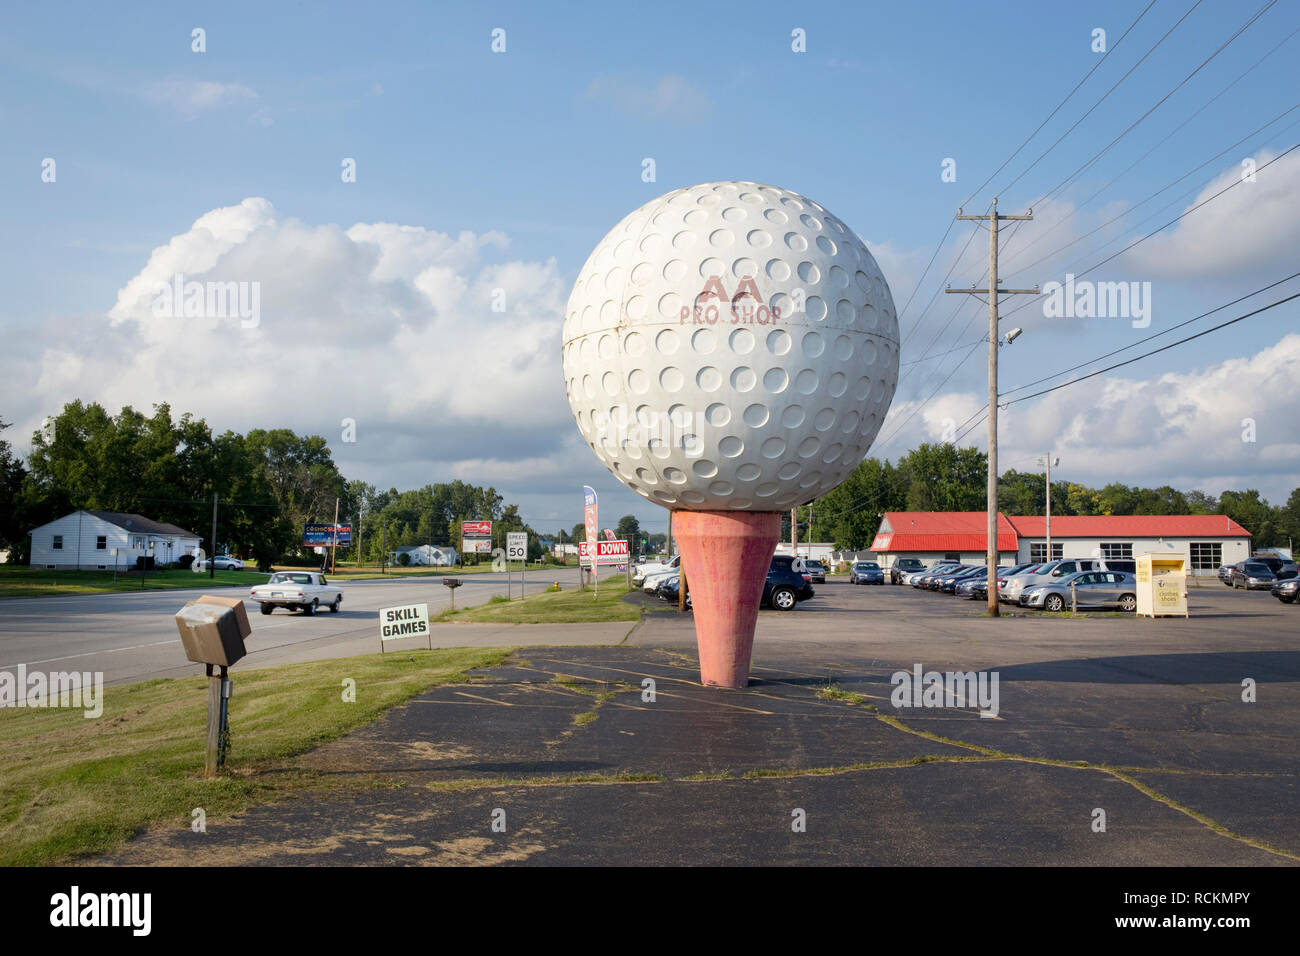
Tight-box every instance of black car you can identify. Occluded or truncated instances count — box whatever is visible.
[1271,577,1299,604]
[890,558,925,584]
[764,554,815,610]
[941,566,988,594]
[1229,560,1277,590]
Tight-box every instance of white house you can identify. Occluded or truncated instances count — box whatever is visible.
[28,511,203,570]
[393,544,459,566]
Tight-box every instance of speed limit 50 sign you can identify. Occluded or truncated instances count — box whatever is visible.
[506,532,527,561]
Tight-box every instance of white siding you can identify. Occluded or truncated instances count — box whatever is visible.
[28,512,200,570]
[1014,536,1251,573]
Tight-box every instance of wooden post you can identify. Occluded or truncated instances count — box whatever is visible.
[204,665,221,777]
[678,564,688,613]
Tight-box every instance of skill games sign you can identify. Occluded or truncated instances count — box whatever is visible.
[461,520,492,554]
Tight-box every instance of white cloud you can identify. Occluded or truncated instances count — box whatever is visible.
[1126,148,1300,279]
[585,74,712,124]
[146,77,261,120]
[882,333,1300,501]
[11,198,579,510]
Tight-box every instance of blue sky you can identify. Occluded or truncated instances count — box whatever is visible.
[2,0,1298,534]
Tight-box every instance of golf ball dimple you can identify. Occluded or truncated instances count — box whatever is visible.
[562,181,900,512]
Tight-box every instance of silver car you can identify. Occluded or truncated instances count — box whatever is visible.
[1010,559,1105,606]
[1023,570,1138,612]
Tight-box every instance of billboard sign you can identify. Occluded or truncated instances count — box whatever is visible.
[462,520,492,554]
[304,524,352,547]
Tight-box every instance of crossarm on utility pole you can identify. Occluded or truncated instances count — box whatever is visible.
[940,198,1036,616]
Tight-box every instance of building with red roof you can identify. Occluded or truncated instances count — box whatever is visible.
[868,511,1251,576]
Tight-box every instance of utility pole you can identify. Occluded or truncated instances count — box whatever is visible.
[1041,454,1059,560]
[209,493,217,580]
[330,497,340,574]
[791,507,799,555]
[947,198,1036,616]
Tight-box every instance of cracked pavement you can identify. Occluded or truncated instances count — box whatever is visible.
[99,583,1299,865]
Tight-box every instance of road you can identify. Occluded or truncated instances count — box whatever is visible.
[0,571,555,685]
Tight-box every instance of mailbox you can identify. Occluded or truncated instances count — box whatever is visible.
[1135,553,1188,618]
[442,578,462,589]
[175,595,252,666]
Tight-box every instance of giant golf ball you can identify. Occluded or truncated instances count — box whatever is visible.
[562,182,899,510]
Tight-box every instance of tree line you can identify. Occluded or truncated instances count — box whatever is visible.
[809,442,1300,552]
[0,403,547,570]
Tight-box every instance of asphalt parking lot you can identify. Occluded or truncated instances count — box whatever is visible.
[102,577,1299,866]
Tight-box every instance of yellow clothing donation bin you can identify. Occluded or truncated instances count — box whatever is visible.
[1136,553,1188,618]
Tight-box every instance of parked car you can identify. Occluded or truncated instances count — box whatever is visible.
[1229,560,1277,590]
[655,574,690,608]
[1250,555,1293,577]
[249,571,343,615]
[1217,564,1235,585]
[944,566,995,594]
[849,561,885,585]
[1009,559,1105,605]
[889,558,925,584]
[804,560,827,584]
[1271,577,1299,604]
[936,566,982,593]
[199,555,245,571]
[1022,570,1138,612]
[634,553,679,587]
[764,554,815,610]
[997,563,1045,602]
[913,563,961,588]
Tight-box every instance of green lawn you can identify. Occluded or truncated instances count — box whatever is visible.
[0,565,269,598]
[0,646,508,865]
[436,575,642,624]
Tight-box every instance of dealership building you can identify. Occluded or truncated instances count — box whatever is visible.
[868,512,1252,577]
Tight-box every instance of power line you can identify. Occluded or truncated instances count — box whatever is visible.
[960,0,1159,209]
[997,140,1300,322]
[1004,291,1300,406]
[1031,0,1279,208]
[1000,24,1300,272]
[1002,271,1300,399]
[996,0,1207,200]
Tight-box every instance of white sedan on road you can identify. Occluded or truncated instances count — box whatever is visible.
[250,572,343,616]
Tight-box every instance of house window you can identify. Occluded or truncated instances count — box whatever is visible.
[1100,542,1133,560]
[133,536,144,549]
[1189,542,1222,571]
[944,552,960,562]
[52,535,63,550]
[1030,543,1064,562]
[96,536,107,550]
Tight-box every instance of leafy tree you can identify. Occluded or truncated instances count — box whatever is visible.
[0,418,29,560]
[1219,489,1277,546]
[614,514,641,544]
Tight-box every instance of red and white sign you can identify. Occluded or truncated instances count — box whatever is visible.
[462,521,492,537]
[870,533,892,551]
[579,539,629,562]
